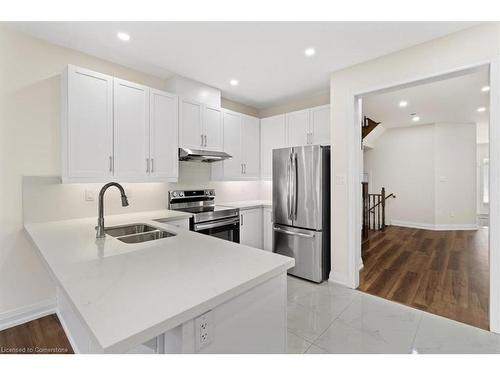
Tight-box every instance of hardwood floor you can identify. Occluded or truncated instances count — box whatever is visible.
[0,314,73,354]
[359,226,489,330]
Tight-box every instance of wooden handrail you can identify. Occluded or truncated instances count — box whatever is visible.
[369,193,396,213]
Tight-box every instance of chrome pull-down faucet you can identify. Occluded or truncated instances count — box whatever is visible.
[96,182,129,238]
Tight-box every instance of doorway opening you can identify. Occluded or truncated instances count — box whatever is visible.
[356,67,490,330]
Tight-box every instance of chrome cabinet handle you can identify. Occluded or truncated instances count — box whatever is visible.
[241,163,243,174]
[240,214,243,226]
[204,134,207,147]
[200,134,204,147]
[109,156,113,173]
[151,158,154,173]
[243,163,246,174]
[146,158,150,173]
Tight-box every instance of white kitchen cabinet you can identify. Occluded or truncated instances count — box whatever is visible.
[241,115,260,178]
[149,89,179,181]
[263,207,273,252]
[113,78,150,180]
[204,105,223,151]
[221,110,242,179]
[260,114,286,179]
[286,109,310,147]
[61,65,114,182]
[310,105,330,145]
[179,98,223,151]
[211,111,260,181]
[240,208,263,249]
[179,98,204,149]
[62,65,179,183]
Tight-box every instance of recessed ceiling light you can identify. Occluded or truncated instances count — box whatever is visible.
[481,86,490,92]
[399,100,408,108]
[477,107,487,112]
[230,79,239,86]
[304,48,316,57]
[117,32,130,41]
[412,116,420,122]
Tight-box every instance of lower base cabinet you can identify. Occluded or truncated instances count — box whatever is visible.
[239,207,273,252]
[239,208,263,249]
[263,208,273,252]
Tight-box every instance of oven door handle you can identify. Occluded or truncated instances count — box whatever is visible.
[194,217,240,231]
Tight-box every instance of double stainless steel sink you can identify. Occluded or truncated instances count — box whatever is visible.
[104,223,176,244]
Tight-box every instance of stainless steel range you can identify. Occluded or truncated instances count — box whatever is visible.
[168,189,240,243]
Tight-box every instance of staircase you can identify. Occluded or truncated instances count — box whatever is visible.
[362,116,381,139]
[362,182,396,240]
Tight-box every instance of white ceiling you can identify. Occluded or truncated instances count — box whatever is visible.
[8,22,480,108]
[363,68,490,132]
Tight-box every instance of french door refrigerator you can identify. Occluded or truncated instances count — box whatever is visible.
[272,145,331,283]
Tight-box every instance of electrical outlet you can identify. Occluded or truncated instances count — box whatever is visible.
[194,311,213,352]
[85,189,95,202]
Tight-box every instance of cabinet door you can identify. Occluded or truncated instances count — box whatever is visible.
[179,98,203,149]
[149,89,178,181]
[242,115,260,178]
[203,105,223,151]
[310,105,330,145]
[222,110,242,178]
[240,208,263,249]
[260,114,286,179]
[263,208,273,252]
[63,65,113,180]
[286,109,310,146]
[113,78,150,180]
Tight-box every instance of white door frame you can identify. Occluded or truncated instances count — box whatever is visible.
[346,58,500,333]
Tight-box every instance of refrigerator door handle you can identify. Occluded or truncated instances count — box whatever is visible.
[273,226,315,238]
[287,154,292,220]
[292,151,298,220]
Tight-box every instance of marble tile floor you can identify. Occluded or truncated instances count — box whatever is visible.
[286,275,500,354]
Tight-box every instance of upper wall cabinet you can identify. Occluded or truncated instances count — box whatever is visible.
[286,106,330,147]
[61,65,114,182]
[211,110,260,181]
[149,89,179,181]
[260,114,286,180]
[179,98,223,151]
[62,65,178,183]
[309,105,330,145]
[113,78,150,181]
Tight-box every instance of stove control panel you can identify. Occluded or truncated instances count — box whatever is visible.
[169,189,215,202]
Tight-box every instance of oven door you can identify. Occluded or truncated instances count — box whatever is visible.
[193,216,240,243]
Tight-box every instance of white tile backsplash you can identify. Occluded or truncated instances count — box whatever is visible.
[23,162,264,224]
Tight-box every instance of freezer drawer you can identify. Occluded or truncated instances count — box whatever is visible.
[272,224,325,283]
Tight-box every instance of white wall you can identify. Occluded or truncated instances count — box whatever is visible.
[330,23,500,288]
[364,124,436,226]
[434,123,477,227]
[364,123,476,229]
[477,143,490,217]
[0,27,263,319]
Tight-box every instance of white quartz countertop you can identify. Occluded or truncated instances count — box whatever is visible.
[219,200,272,210]
[24,209,293,353]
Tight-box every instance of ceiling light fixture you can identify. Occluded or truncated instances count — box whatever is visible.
[304,48,316,57]
[117,32,130,41]
[230,79,239,86]
[412,115,420,122]
[481,86,490,92]
[477,107,487,112]
[399,100,408,108]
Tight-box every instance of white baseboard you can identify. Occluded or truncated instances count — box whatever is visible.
[55,310,79,354]
[328,270,349,287]
[0,298,56,331]
[390,220,479,231]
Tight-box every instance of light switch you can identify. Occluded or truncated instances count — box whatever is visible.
[85,189,95,202]
[335,174,346,185]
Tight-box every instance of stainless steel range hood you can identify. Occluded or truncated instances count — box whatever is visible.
[178,148,232,163]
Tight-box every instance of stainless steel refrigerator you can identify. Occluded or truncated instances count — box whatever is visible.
[272,145,330,283]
